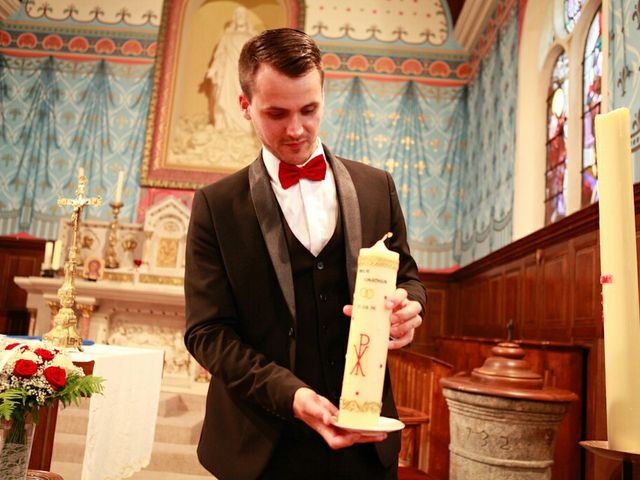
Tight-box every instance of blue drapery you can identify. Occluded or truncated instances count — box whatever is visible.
[0,54,153,238]
[455,2,518,266]
[323,77,466,269]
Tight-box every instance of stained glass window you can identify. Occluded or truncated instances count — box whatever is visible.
[581,8,602,207]
[545,51,569,225]
[564,0,586,33]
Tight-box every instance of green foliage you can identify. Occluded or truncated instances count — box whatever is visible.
[0,390,27,421]
[0,375,104,422]
[55,374,104,407]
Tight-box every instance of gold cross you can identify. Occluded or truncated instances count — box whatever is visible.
[45,170,102,350]
[58,171,102,213]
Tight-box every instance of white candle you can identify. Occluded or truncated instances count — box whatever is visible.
[594,107,640,454]
[51,240,63,271]
[78,167,85,179]
[338,233,399,428]
[115,170,124,204]
[43,241,53,269]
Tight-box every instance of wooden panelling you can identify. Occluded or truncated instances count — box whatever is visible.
[504,265,520,332]
[488,272,504,336]
[414,288,446,346]
[0,236,45,334]
[540,246,569,340]
[413,186,640,479]
[572,232,601,339]
[522,259,538,339]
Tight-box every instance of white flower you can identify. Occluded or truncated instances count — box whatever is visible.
[51,354,75,372]
[20,350,39,363]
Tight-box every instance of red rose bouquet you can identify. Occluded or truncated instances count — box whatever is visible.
[0,339,103,478]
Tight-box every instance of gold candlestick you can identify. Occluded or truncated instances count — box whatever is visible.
[44,170,102,350]
[105,201,123,269]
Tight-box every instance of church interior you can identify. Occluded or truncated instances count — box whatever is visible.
[0,0,639,478]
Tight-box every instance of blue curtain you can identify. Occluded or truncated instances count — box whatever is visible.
[0,55,153,238]
[10,56,60,231]
[454,2,518,266]
[323,77,466,269]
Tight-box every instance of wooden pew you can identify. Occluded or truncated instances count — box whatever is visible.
[388,348,453,479]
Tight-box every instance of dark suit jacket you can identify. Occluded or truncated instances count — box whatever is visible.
[184,146,426,480]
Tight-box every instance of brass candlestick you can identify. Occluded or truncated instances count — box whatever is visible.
[105,201,123,269]
[44,171,102,350]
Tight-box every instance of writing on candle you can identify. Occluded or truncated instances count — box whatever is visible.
[350,333,370,376]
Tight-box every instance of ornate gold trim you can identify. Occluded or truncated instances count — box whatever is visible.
[138,274,184,286]
[339,398,382,414]
[102,271,135,283]
[358,256,399,270]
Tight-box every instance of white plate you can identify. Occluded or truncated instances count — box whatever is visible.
[331,416,405,435]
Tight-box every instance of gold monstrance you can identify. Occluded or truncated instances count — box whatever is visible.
[43,171,102,349]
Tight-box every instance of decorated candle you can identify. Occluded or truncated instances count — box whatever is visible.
[338,233,399,428]
[115,170,124,204]
[594,107,640,453]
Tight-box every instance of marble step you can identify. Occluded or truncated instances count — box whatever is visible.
[59,392,194,416]
[51,461,213,480]
[56,404,203,444]
[51,432,210,476]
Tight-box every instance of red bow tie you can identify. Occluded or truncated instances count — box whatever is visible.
[278,155,327,189]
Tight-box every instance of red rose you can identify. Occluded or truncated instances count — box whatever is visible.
[34,348,55,362]
[43,366,66,390]
[13,359,38,378]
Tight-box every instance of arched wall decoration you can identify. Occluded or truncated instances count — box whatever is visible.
[141,0,304,189]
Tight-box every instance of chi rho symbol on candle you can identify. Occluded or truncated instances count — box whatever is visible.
[350,333,370,376]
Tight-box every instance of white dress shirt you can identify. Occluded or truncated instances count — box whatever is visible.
[262,139,338,256]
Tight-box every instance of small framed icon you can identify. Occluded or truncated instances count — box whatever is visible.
[83,256,105,281]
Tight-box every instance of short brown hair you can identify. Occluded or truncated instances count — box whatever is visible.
[239,28,323,100]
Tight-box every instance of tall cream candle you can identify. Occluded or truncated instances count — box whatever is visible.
[338,233,399,429]
[115,170,124,204]
[594,107,640,454]
[42,241,53,270]
[51,240,62,271]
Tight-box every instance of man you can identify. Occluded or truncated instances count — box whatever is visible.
[185,28,426,480]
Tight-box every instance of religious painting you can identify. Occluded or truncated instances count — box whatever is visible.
[156,237,179,269]
[83,256,105,281]
[141,0,305,189]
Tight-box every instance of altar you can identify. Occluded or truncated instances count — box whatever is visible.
[14,194,206,392]
[14,275,204,392]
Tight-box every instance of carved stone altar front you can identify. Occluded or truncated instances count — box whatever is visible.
[14,276,205,392]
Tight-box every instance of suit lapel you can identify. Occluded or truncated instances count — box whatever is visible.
[248,157,297,326]
[324,146,362,297]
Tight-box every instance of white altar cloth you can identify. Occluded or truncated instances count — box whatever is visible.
[68,344,164,480]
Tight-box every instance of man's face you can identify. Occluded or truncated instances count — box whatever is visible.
[239,64,323,166]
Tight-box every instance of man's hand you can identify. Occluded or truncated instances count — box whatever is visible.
[343,287,422,350]
[292,387,387,449]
